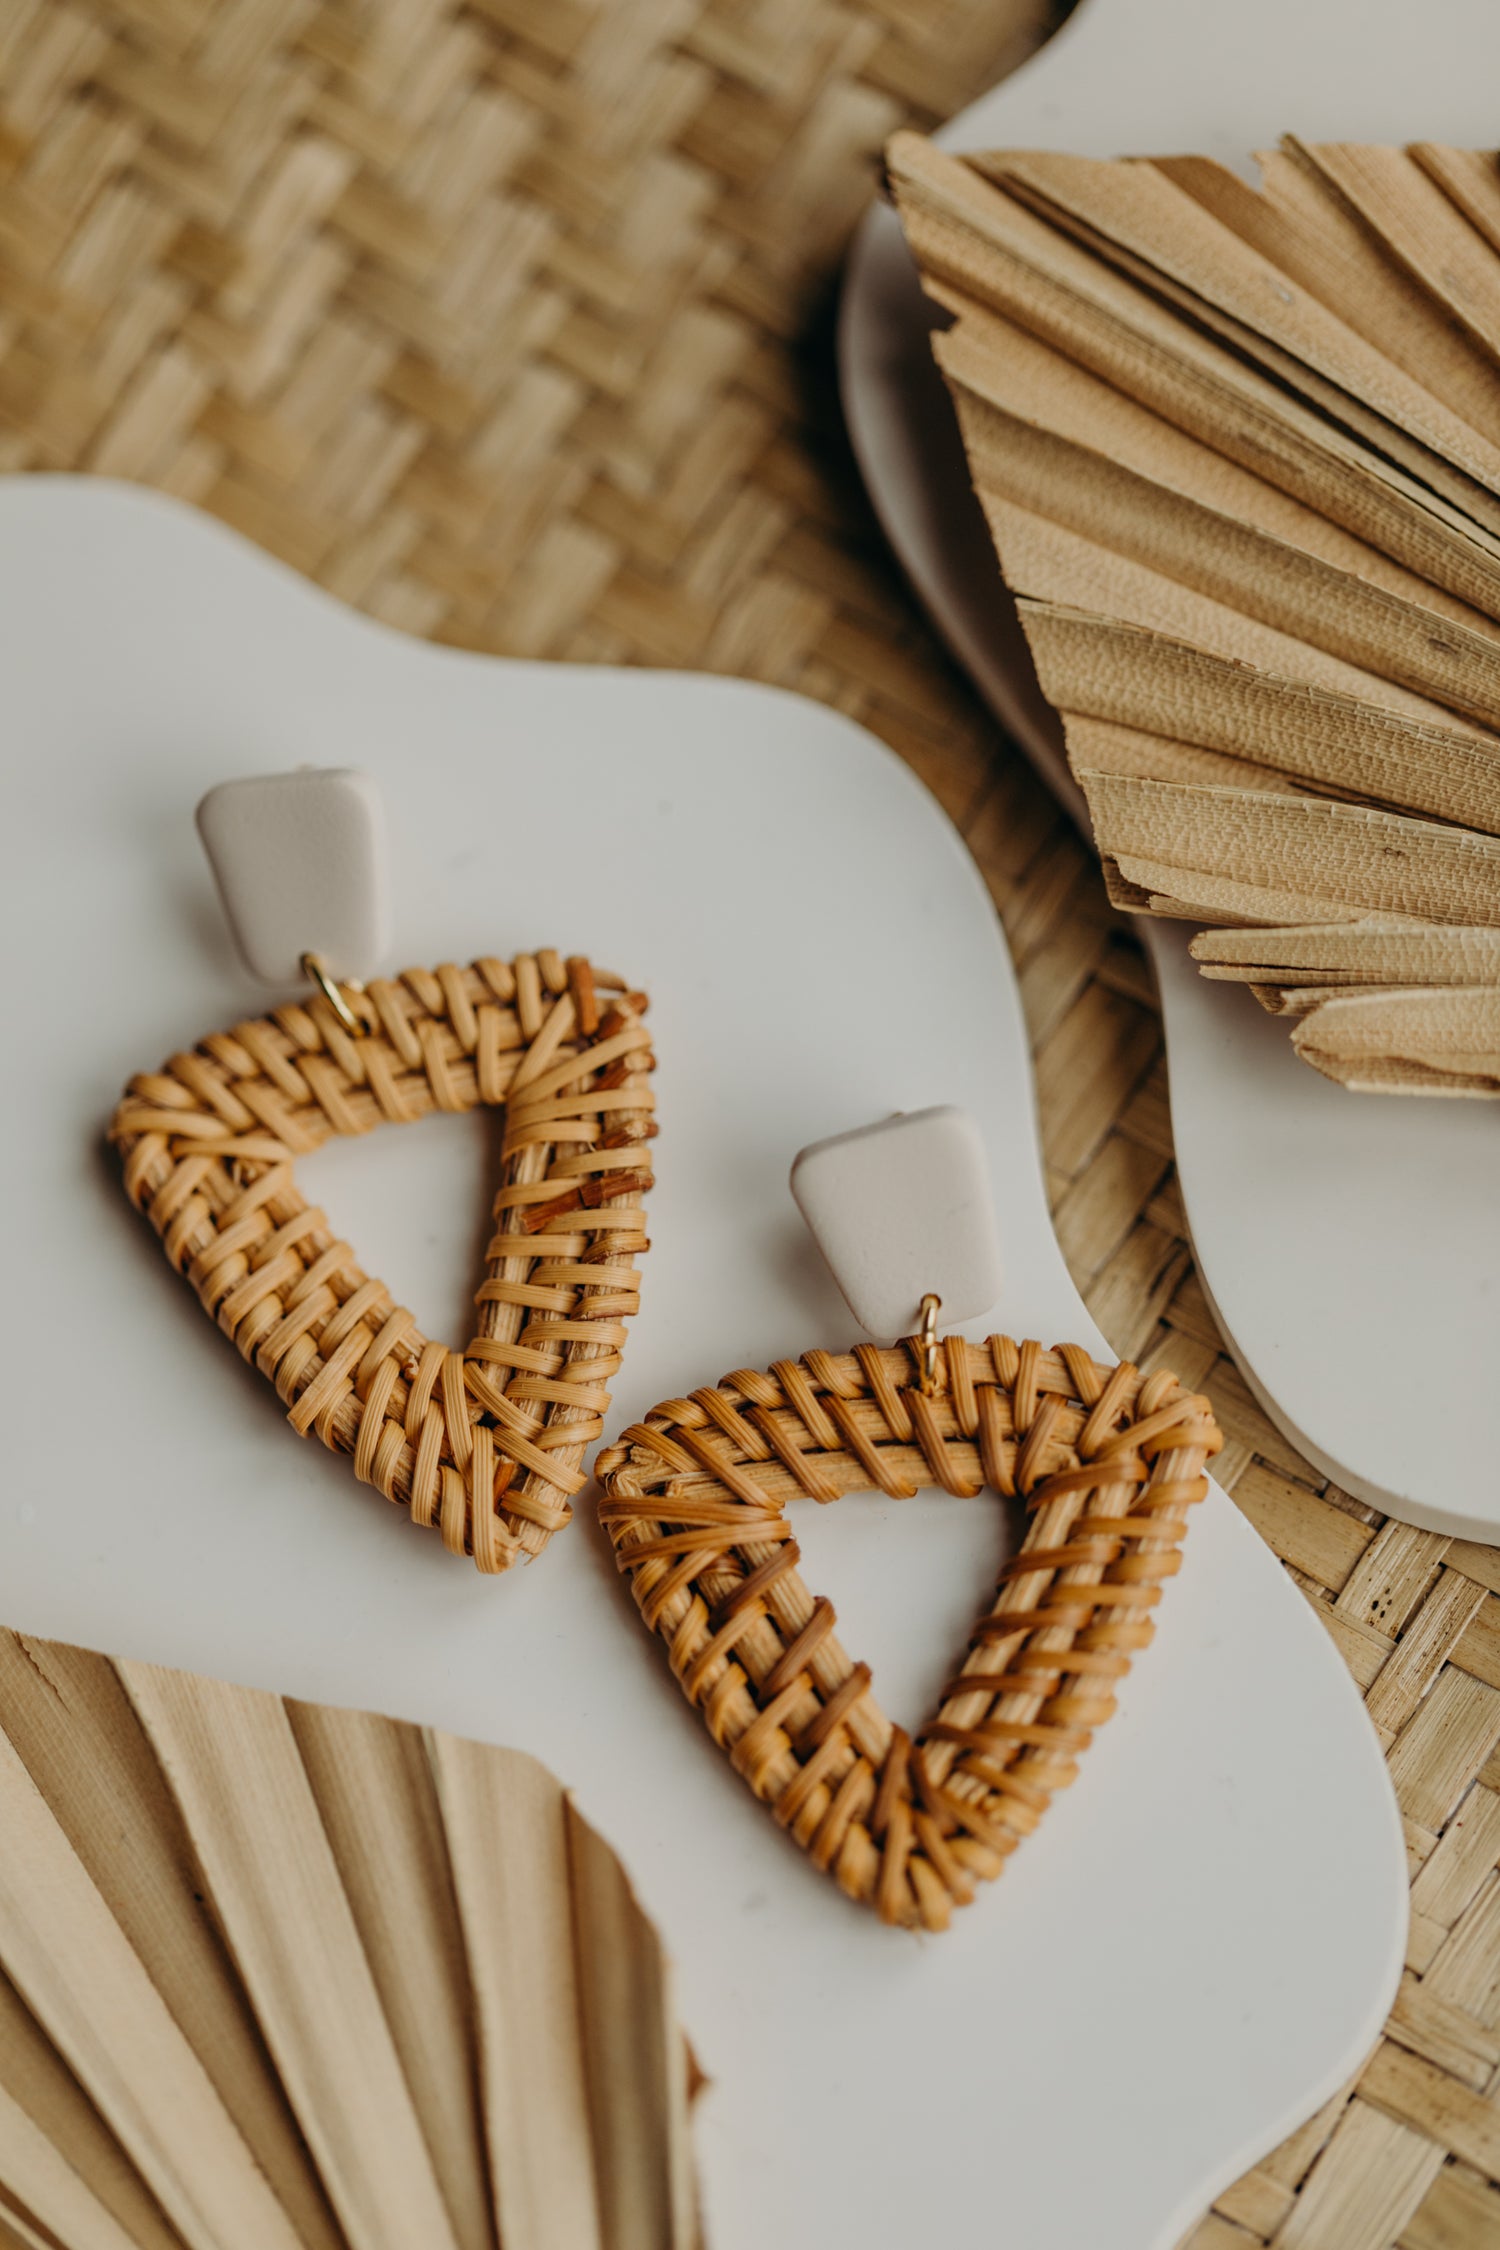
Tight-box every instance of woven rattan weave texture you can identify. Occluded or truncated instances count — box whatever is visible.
[599,1338,1217,1930]
[108,952,654,1571]
[9,0,1500,2236]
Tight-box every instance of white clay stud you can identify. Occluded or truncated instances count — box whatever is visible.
[195,767,390,987]
[790,1105,1003,1340]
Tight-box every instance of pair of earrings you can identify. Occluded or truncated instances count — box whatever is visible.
[110,767,1221,1931]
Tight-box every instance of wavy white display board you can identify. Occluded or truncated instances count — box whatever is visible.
[839,0,1500,1537]
[0,479,1402,2250]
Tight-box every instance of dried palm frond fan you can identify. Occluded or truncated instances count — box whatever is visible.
[888,132,1500,1095]
[0,1631,700,2250]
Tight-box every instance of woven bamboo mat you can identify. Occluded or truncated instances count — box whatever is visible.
[3,3,1500,2242]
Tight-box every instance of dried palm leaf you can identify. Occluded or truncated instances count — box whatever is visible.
[889,130,1500,1095]
[0,1632,701,2250]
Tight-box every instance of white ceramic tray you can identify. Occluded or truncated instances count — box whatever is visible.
[0,477,1404,2250]
[839,0,1500,1540]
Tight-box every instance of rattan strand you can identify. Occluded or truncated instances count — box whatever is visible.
[109,951,654,1573]
[598,1334,1220,1931]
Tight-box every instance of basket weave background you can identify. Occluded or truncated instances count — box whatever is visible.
[4,1,1500,2240]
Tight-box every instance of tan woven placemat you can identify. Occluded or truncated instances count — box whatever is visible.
[3,5,1499,2242]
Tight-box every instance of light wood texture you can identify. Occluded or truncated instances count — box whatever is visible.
[890,129,1500,1094]
[1,1,1497,2236]
[0,1632,700,2250]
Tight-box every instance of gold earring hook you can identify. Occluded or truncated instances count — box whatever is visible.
[917,1291,942,1397]
[301,951,364,1038]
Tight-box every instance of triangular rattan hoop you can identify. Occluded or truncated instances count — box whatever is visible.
[598,1334,1220,1929]
[110,951,655,1573]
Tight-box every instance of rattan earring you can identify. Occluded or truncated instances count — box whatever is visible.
[108,769,656,1575]
[597,1107,1219,1930]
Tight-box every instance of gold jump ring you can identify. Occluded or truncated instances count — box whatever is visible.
[301,951,364,1038]
[917,1292,942,1397]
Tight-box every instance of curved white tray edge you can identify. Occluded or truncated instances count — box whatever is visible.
[0,472,1410,2250]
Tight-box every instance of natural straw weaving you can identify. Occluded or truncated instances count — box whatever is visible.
[8,0,1500,2235]
[600,1339,1217,1930]
[108,953,654,1571]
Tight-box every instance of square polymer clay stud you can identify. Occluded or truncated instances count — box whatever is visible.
[790,1104,1003,1338]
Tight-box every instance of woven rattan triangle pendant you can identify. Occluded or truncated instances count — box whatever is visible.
[598,1111,1219,1930]
[108,771,655,1574]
